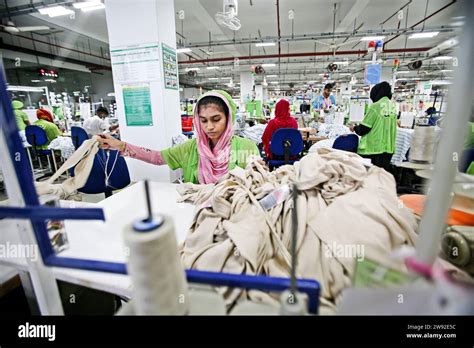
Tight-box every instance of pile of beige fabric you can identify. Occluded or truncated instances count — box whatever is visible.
[177,148,418,314]
[36,138,99,199]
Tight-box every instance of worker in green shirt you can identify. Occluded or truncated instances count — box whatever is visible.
[96,90,260,184]
[12,100,30,131]
[350,81,397,171]
[34,108,62,150]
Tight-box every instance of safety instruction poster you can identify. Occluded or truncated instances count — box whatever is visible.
[161,43,179,90]
[122,84,153,126]
[110,43,161,83]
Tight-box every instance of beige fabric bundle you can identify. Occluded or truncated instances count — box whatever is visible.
[36,138,99,199]
[178,148,418,313]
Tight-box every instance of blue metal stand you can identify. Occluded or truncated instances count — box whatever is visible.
[0,68,320,314]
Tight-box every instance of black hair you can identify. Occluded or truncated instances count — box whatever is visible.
[426,106,437,115]
[324,83,333,90]
[370,81,392,103]
[96,106,109,115]
[197,96,229,117]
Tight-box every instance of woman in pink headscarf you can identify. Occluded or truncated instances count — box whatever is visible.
[261,99,298,159]
[96,90,260,184]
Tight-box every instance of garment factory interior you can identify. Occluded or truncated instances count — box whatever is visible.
[0,0,473,319]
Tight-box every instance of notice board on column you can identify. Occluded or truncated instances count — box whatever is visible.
[110,43,161,83]
[161,43,178,90]
[122,84,153,126]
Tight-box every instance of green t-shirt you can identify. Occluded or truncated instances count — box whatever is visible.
[357,97,398,155]
[33,119,62,150]
[161,136,260,184]
[465,122,474,149]
[15,110,29,131]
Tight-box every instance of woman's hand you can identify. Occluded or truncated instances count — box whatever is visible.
[95,134,125,151]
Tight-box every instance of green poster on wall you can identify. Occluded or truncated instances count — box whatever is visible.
[161,43,179,90]
[122,84,153,126]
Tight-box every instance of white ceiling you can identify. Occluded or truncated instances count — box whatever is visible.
[2,0,462,90]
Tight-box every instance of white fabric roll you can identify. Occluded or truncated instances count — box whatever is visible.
[124,215,188,315]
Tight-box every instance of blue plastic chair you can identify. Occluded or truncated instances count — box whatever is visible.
[69,149,131,198]
[71,126,90,150]
[268,128,303,169]
[25,125,57,173]
[332,134,359,153]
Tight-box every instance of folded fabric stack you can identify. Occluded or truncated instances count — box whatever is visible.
[48,136,75,159]
[177,148,418,313]
[239,124,267,144]
[310,124,352,152]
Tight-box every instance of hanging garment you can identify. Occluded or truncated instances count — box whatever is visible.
[36,138,99,199]
[177,148,419,313]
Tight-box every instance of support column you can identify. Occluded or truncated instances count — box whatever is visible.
[105,0,181,182]
[240,72,254,104]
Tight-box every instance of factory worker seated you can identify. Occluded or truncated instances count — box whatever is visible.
[33,108,62,149]
[96,90,262,184]
[83,106,119,137]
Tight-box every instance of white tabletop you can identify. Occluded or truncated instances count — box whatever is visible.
[0,181,196,297]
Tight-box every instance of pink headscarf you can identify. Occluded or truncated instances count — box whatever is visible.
[193,92,234,184]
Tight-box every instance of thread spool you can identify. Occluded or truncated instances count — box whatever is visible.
[124,214,188,315]
[410,126,437,163]
[441,227,474,274]
[279,290,307,315]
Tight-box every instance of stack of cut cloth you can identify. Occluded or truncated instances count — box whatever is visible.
[309,124,351,152]
[48,136,75,159]
[177,148,418,314]
[238,124,266,144]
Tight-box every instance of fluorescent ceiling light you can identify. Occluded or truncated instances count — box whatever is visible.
[333,61,349,65]
[338,73,352,76]
[208,77,219,80]
[270,81,279,84]
[185,67,200,71]
[266,75,277,77]
[433,56,453,60]
[318,73,326,76]
[81,3,105,12]
[38,6,74,17]
[176,48,192,53]
[360,36,385,41]
[262,63,276,67]
[206,66,219,70]
[441,69,453,72]
[408,32,439,39]
[431,80,452,85]
[73,1,102,9]
[31,80,42,83]
[220,77,232,80]
[255,42,276,47]
[396,71,410,74]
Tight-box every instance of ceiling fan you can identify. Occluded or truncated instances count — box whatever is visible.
[1,20,51,34]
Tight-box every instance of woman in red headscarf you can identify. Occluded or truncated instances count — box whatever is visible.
[34,108,62,148]
[261,99,298,159]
